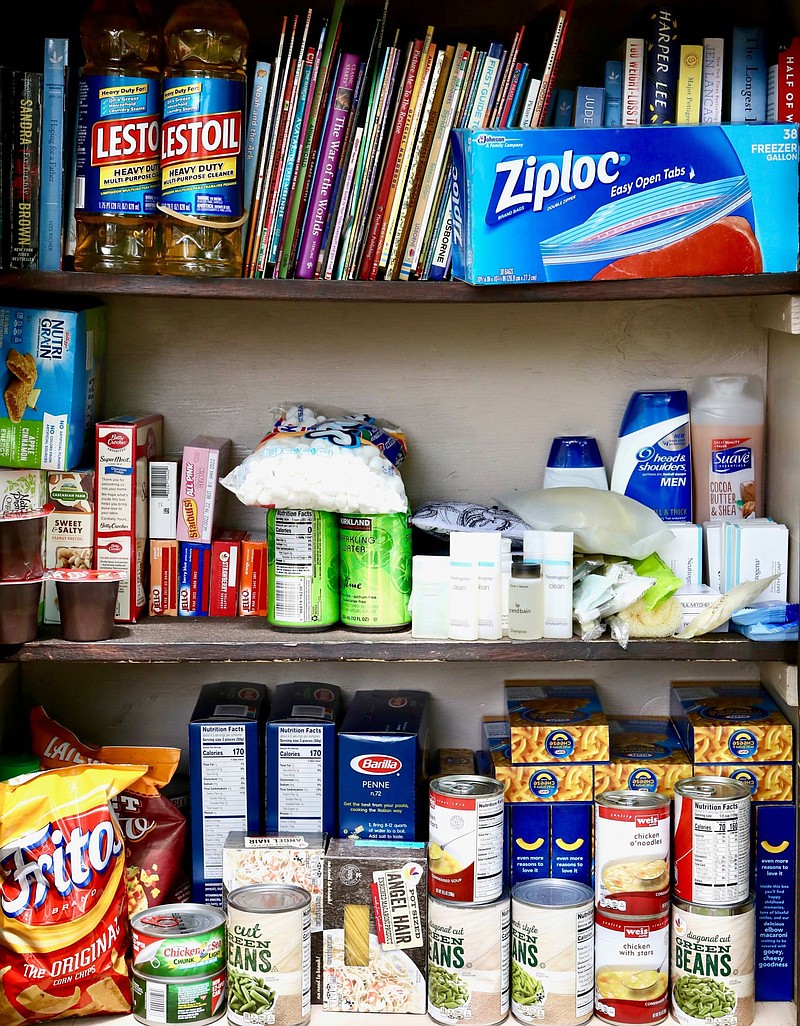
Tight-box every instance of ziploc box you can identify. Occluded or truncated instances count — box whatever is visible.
[450,124,798,285]
[483,716,595,802]
[189,681,269,906]
[322,837,427,1013]
[95,413,163,622]
[594,716,693,798]
[266,681,342,835]
[752,803,795,1000]
[505,680,609,764]
[338,689,430,841]
[0,302,105,469]
[177,435,232,545]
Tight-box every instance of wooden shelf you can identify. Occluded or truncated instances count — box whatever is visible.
[3,621,794,663]
[0,269,799,304]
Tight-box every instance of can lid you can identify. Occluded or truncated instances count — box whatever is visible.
[227,883,311,913]
[512,877,594,909]
[676,775,752,802]
[131,904,226,936]
[432,774,504,798]
[597,789,670,811]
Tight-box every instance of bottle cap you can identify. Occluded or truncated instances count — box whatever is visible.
[511,559,542,580]
[547,435,604,470]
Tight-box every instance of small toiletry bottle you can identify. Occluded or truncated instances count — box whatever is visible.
[411,555,450,639]
[542,530,574,639]
[449,532,479,640]
[476,532,503,640]
[543,435,609,489]
[523,529,545,564]
[508,560,544,640]
[501,537,512,636]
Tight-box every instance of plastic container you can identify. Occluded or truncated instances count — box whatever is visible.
[411,555,450,639]
[543,435,608,489]
[48,569,124,641]
[690,374,765,524]
[610,389,692,522]
[74,0,163,273]
[161,0,249,276]
[507,560,544,641]
[0,505,53,581]
[0,578,43,644]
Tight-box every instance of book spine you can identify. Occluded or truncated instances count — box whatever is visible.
[551,87,574,126]
[700,37,724,123]
[507,63,529,126]
[603,60,622,125]
[777,37,800,122]
[676,44,703,123]
[38,38,69,271]
[730,26,768,124]
[531,1,574,127]
[622,37,645,125]
[8,69,43,270]
[519,76,541,128]
[242,60,271,252]
[643,5,680,124]
[324,123,363,278]
[574,85,604,126]
[295,51,360,278]
[767,63,778,122]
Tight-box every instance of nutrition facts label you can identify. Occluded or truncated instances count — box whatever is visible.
[199,723,249,876]
[689,800,751,903]
[277,723,324,831]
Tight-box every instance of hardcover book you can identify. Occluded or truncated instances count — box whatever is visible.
[622,37,645,125]
[551,87,574,126]
[676,44,703,123]
[729,26,768,123]
[7,69,43,270]
[777,36,800,122]
[38,38,69,271]
[530,0,575,127]
[643,5,679,124]
[242,59,271,250]
[700,37,724,123]
[603,59,623,125]
[574,85,605,126]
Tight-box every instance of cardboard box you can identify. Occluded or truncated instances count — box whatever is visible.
[675,584,728,633]
[338,690,430,841]
[656,523,703,586]
[265,681,343,835]
[239,530,267,616]
[0,469,47,513]
[179,541,211,616]
[451,125,798,285]
[189,681,270,906]
[322,838,427,1013]
[0,302,105,469]
[506,801,593,887]
[44,469,96,624]
[149,460,179,539]
[697,763,793,803]
[483,718,595,803]
[177,435,232,544]
[210,529,246,617]
[505,680,609,764]
[594,716,693,798]
[752,803,795,1000]
[95,413,163,622]
[150,538,178,616]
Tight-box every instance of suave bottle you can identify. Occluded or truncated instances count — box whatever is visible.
[610,390,692,522]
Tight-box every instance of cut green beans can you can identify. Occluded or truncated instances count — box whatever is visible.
[670,895,755,1026]
[428,891,510,1025]
[226,884,311,1026]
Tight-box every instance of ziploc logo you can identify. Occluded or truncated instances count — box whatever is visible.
[487,149,624,226]
[350,754,402,775]
[712,446,752,474]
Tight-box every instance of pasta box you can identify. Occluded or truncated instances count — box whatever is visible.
[594,716,693,798]
[450,124,799,285]
[505,802,593,887]
[752,802,795,1000]
[505,680,610,764]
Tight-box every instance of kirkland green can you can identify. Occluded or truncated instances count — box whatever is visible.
[339,512,412,631]
[267,509,339,630]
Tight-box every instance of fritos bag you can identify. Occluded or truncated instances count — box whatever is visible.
[0,763,147,1023]
[30,706,190,916]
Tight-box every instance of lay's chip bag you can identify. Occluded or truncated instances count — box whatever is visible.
[0,763,147,1023]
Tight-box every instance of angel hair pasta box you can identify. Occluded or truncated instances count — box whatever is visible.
[450,124,798,285]
[505,681,610,765]
[322,837,427,1013]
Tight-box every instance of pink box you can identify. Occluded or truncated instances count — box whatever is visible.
[176,435,232,545]
[210,529,246,617]
[95,414,163,622]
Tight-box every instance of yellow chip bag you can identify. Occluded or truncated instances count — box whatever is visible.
[0,763,147,1022]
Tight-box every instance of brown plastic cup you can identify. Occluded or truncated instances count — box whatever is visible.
[0,578,42,644]
[47,569,124,642]
[0,504,53,581]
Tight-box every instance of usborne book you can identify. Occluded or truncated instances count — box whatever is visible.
[700,37,724,123]
[676,44,703,123]
[38,38,70,271]
[8,69,43,270]
[643,5,679,124]
[603,59,622,125]
[622,38,645,125]
[729,26,767,123]
[574,85,605,126]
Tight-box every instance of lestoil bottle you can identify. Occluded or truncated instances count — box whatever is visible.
[690,374,765,523]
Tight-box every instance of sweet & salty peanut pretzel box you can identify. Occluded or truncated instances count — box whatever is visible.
[505,680,610,765]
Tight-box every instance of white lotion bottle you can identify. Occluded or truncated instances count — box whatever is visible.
[411,554,450,639]
[476,531,503,640]
[542,530,574,639]
[449,531,479,640]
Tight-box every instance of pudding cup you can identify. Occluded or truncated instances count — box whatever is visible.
[0,578,43,644]
[0,504,53,581]
[47,569,125,642]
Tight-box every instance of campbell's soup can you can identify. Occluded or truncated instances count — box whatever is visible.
[428,891,510,1025]
[511,878,594,1026]
[595,790,671,916]
[339,512,412,631]
[131,905,226,979]
[132,967,226,1026]
[594,909,669,1024]
[673,776,751,905]
[429,775,505,903]
[226,884,311,1026]
[670,894,755,1026]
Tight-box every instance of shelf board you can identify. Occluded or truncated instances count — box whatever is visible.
[4,620,795,663]
[0,269,799,303]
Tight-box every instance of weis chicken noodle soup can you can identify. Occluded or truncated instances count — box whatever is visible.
[594,791,670,916]
[428,891,510,1026]
[226,884,311,1026]
[594,910,669,1024]
[511,878,594,1026]
[429,775,505,904]
[673,776,751,906]
[131,968,226,1026]
[131,905,226,979]
[670,895,755,1026]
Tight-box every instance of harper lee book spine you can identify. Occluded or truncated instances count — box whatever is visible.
[643,5,680,124]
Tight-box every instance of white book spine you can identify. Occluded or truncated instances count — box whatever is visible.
[701,37,725,123]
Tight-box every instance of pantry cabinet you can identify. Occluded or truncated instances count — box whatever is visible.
[1,0,800,1025]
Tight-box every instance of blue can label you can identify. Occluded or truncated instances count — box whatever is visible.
[161,78,245,218]
[76,74,161,215]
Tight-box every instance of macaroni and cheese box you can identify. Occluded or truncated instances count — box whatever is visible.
[505,681,609,764]
[670,683,793,764]
[594,716,693,798]
[0,302,105,469]
[752,803,795,1000]
[506,802,593,887]
[483,717,595,803]
[450,124,798,285]
[694,763,794,803]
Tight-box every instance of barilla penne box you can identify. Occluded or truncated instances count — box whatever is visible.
[482,716,595,803]
[177,435,232,544]
[265,681,342,835]
[239,530,267,616]
[594,716,693,799]
[505,680,609,764]
[95,413,163,622]
[338,690,430,841]
[670,682,794,764]
[506,801,593,887]
[450,124,798,285]
[752,802,795,1000]
[150,538,178,616]
[44,469,96,624]
[0,468,47,512]
[210,529,247,616]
